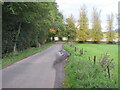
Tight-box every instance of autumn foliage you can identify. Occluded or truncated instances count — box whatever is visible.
[77,5,89,42]
[91,8,103,43]
[65,15,76,41]
[106,14,115,43]
[49,28,56,33]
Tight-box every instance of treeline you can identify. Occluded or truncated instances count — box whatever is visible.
[2,3,118,56]
[2,2,63,55]
[57,5,118,44]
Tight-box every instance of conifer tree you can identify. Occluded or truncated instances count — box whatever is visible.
[77,5,89,42]
[106,13,115,43]
[91,8,103,43]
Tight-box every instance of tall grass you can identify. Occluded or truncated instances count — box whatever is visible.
[63,43,118,88]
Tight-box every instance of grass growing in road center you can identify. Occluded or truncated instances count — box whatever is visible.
[63,43,118,88]
[2,42,54,69]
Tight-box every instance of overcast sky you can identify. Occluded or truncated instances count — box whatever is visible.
[56,0,119,31]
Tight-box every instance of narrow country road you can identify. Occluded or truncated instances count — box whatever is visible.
[2,43,64,88]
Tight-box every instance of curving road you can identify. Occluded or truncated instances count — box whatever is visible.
[2,43,64,88]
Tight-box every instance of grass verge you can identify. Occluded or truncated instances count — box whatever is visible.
[2,42,54,69]
[63,43,118,88]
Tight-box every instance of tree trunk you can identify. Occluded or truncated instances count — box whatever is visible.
[108,41,114,44]
[59,37,62,41]
[93,41,98,44]
[79,41,84,43]
[52,36,55,41]
[13,43,17,52]
[13,22,21,52]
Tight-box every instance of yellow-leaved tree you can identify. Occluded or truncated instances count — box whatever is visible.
[106,13,115,43]
[65,14,76,41]
[91,8,103,43]
[76,5,89,43]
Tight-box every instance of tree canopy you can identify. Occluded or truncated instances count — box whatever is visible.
[2,2,63,55]
[65,15,76,41]
[91,8,103,43]
[106,13,115,43]
[77,5,89,42]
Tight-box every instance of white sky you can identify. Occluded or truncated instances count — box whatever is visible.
[56,0,119,31]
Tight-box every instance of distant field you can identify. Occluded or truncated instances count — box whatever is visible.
[63,43,118,88]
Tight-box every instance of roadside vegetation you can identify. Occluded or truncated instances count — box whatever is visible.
[2,3,118,58]
[2,2,119,88]
[2,2,64,57]
[63,43,118,88]
[2,2,64,68]
[2,42,54,68]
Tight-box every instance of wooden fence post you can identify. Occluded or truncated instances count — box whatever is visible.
[94,56,96,64]
[75,47,76,52]
[82,48,83,54]
[107,65,110,78]
[88,56,90,60]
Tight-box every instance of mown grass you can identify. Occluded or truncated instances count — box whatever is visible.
[2,42,54,69]
[63,43,118,88]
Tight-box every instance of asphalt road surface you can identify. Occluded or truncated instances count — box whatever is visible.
[2,43,64,88]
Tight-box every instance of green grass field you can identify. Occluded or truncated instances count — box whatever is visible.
[2,42,54,69]
[63,43,118,88]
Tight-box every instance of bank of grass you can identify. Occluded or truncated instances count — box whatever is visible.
[63,43,118,88]
[2,42,54,69]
